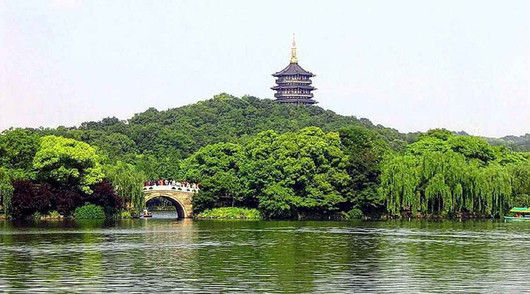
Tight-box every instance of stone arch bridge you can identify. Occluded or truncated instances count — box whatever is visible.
[143,185,198,218]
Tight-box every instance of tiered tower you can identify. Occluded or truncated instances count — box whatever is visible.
[271,35,317,104]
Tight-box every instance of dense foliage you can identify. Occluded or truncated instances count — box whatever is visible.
[379,130,529,217]
[1,94,529,219]
[104,162,145,214]
[0,129,40,180]
[33,136,104,193]
[181,142,245,211]
[181,127,358,219]
[8,179,121,219]
[489,133,530,152]
[38,94,411,164]
[0,168,13,214]
[242,127,351,219]
[0,133,125,219]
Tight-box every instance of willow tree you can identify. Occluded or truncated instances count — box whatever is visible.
[104,161,145,214]
[474,164,512,216]
[379,131,518,217]
[510,162,530,207]
[379,155,420,215]
[0,168,13,214]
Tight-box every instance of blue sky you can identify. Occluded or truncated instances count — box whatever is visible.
[1,0,529,137]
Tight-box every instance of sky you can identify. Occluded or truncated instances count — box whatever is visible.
[1,0,529,137]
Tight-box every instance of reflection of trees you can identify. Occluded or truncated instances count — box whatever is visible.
[1,219,524,292]
[0,220,106,291]
[188,220,380,292]
[368,220,502,292]
[312,221,386,291]
[124,218,201,290]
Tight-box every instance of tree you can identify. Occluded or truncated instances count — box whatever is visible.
[0,128,40,179]
[33,135,104,193]
[0,167,14,214]
[420,128,454,141]
[379,132,519,217]
[104,161,145,213]
[447,136,496,164]
[510,162,530,207]
[93,132,137,159]
[50,186,82,215]
[242,127,351,219]
[9,180,38,218]
[180,143,246,212]
[339,126,389,215]
[84,180,122,217]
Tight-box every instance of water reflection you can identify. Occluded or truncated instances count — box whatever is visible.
[1,219,530,292]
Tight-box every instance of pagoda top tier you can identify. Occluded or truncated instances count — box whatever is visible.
[272,63,314,77]
[272,34,314,77]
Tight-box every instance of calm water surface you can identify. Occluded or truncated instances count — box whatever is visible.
[1,218,530,293]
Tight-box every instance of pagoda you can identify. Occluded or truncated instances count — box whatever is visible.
[271,35,317,105]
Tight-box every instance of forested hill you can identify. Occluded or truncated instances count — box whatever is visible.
[3,93,530,219]
[488,134,530,152]
[39,93,414,161]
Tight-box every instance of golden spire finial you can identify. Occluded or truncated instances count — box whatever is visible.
[290,33,298,63]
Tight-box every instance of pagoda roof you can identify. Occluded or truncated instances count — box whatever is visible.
[271,85,316,90]
[272,62,314,77]
[276,98,318,104]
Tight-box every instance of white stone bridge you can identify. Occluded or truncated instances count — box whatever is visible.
[142,185,199,218]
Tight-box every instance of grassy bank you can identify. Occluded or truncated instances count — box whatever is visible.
[196,207,262,219]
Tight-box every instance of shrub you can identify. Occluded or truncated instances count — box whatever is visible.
[74,204,106,219]
[196,207,262,219]
[85,180,122,216]
[48,210,61,218]
[120,209,132,219]
[347,208,364,220]
[41,210,62,219]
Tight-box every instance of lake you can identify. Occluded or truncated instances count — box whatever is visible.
[1,219,530,293]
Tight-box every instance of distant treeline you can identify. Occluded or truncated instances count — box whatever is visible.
[488,134,530,152]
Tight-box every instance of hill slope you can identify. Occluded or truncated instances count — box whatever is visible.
[40,94,413,161]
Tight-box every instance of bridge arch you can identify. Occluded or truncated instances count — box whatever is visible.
[145,194,187,219]
[143,187,195,218]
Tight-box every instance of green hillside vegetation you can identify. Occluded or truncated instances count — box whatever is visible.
[488,134,530,152]
[1,94,529,219]
[37,94,413,178]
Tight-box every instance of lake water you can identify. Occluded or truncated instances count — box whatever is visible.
[1,219,530,293]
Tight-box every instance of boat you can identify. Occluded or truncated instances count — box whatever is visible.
[141,209,153,218]
[504,207,530,221]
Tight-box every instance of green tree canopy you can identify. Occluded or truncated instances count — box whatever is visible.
[339,126,390,214]
[0,128,40,179]
[104,161,145,213]
[242,127,351,219]
[0,167,13,214]
[510,162,530,207]
[380,131,522,216]
[180,142,245,211]
[33,136,104,193]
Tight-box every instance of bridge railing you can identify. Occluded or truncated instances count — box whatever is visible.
[143,185,199,193]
